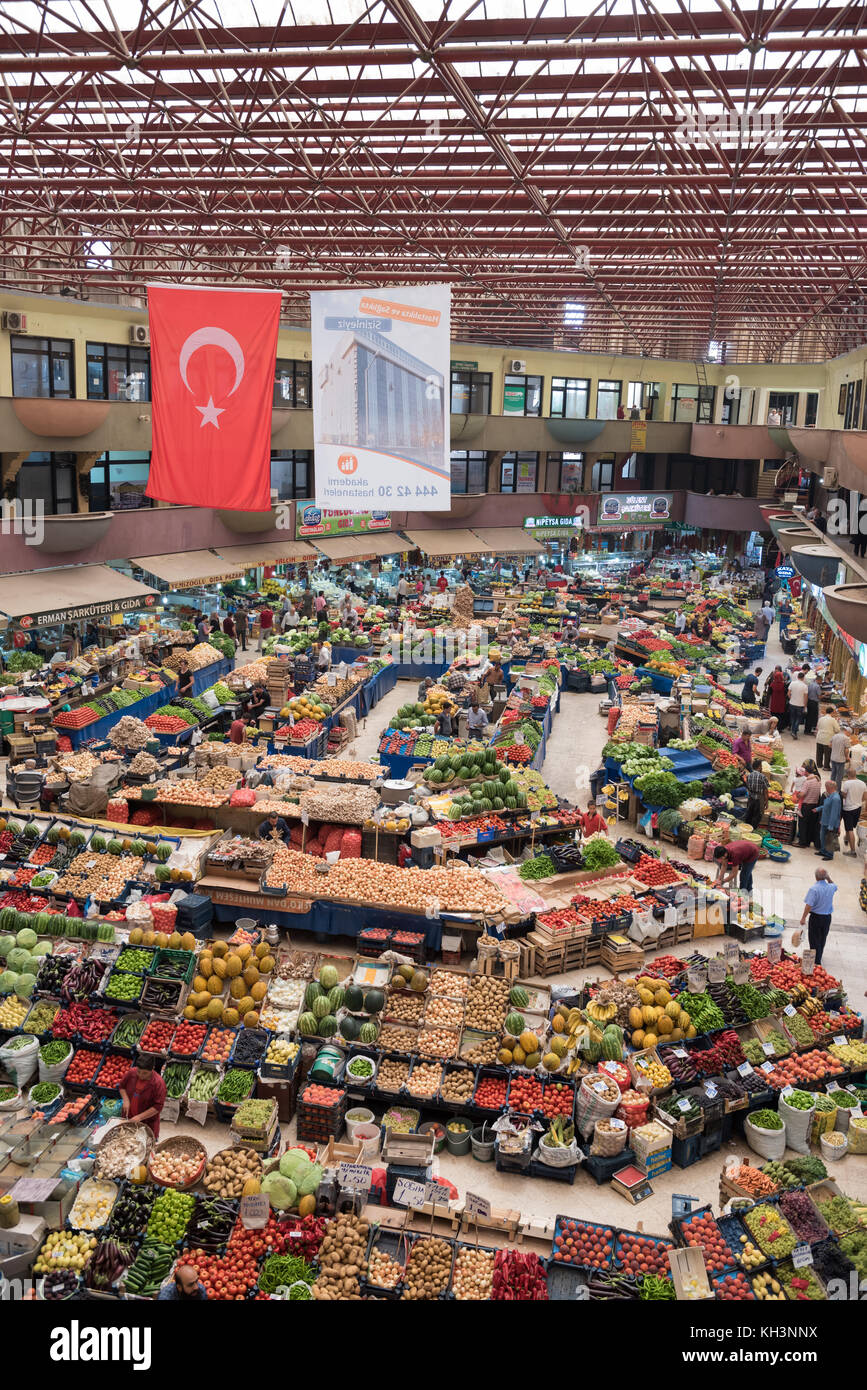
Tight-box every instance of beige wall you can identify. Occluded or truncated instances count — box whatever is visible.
[0,288,840,426]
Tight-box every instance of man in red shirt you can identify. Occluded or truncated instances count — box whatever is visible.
[228,717,246,745]
[119,1057,167,1140]
[581,803,609,838]
[436,571,448,594]
[258,605,273,652]
[713,840,761,893]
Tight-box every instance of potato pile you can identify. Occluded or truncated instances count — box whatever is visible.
[311,1213,369,1301]
[377,1058,410,1092]
[202,1146,262,1198]
[400,1237,453,1300]
[465,976,510,1031]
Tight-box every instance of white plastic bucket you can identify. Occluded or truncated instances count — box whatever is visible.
[353,1123,381,1159]
[345,1107,374,1139]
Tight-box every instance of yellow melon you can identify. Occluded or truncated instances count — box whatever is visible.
[631,1029,646,1048]
[155,932,168,949]
[193,975,208,994]
[638,988,655,1006]
[207,975,223,996]
[236,996,254,1017]
[298,1195,317,1218]
[254,942,269,960]
[229,977,246,1000]
[190,991,211,1010]
[128,927,144,945]
[258,955,275,974]
[212,957,227,980]
[641,1005,656,1026]
[665,1000,681,1021]
[250,981,267,1002]
[654,989,671,1008]
[242,965,260,989]
[226,956,242,978]
[518,1031,539,1054]
[142,930,156,947]
[243,1011,259,1029]
[643,1032,658,1049]
[194,1007,209,1022]
[236,944,252,963]
[512,1044,526,1066]
[657,1015,673,1035]
[551,1013,565,1034]
[183,1004,196,1019]
[222,1007,240,1027]
[628,1006,644,1030]
[212,940,228,958]
[199,956,213,979]
[180,932,196,952]
[670,1027,683,1041]
[206,998,223,1020]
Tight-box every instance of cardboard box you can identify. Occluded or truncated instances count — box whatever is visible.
[668,1245,713,1300]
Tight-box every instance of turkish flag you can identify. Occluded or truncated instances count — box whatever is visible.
[146,284,281,511]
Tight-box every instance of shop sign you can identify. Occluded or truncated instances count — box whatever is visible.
[630,419,647,450]
[775,564,795,579]
[18,594,156,629]
[451,359,478,372]
[596,493,673,528]
[522,512,588,538]
[297,506,391,538]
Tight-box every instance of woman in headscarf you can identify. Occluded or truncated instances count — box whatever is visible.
[767,665,787,720]
[793,759,822,847]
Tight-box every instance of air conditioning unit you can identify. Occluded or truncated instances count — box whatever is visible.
[822,467,838,489]
[129,324,149,345]
[1,311,26,332]
[509,359,526,373]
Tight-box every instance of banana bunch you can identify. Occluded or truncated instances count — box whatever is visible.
[586,998,617,1024]
[798,997,822,1019]
[788,983,809,1005]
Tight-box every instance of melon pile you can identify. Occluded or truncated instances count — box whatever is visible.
[627,976,697,1049]
[297,962,352,1040]
[184,940,275,1029]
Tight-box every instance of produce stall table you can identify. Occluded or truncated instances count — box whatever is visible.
[190,656,232,696]
[635,666,674,695]
[360,661,397,713]
[63,685,171,750]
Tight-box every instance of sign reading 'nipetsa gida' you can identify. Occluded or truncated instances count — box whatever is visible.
[146,283,282,511]
[310,285,451,512]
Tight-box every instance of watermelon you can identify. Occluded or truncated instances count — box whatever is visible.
[107,838,123,856]
[363,989,385,1014]
[498,767,511,784]
[427,770,442,785]
[505,1012,525,1036]
[509,986,529,1009]
[359,1021,379,1045]
[317,1014,337,1038]
[343,984,364,1012]
[156,843,172,862]
[0,908,18,934]
[312,995,330,1020]
[327,986,345,1012]
[297,1012,318,1034]
[318,964,339,990]
[340,1015,361,1042]
[23,823,39,841]
[304,982,323,1009]
[601,1025,624,1062]
[46,827,61,846]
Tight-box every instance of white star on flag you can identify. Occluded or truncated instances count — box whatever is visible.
[196,396,225,428]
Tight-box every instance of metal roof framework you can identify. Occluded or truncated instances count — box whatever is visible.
[1,1,867,364]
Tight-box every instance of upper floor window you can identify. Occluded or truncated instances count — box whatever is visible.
[550,377,590,419]
[86,342,150,401]
[450,450,487,495]
[274,358,311,407]
[768,391,797,427]
[270,450,312,499]
[11,336,74,398]
[500,452,538,493]
[451,370,491,414]
[596,380,621,419]
[503,374,542,417]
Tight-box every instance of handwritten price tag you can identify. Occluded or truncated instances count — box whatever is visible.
[465,1191,490,1219]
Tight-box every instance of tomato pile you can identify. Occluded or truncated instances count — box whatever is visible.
[538,906,589,932]
[187,1246,260,1300]
[615,1233,673,1277]
[508,1075,544,1111]
[145,714,191,733]
[54,707,100,728]
[681,1210,732,1273]
[539,1082,574,1118]
[276,718,322,742]
[439,813,510,838]
[633,855,683,887]
[171,1022,207,1056]
[474,1076,507,1110]
[229,1214,289,1259]
[95,1052,129,1089]
[65,1047,102,1084]
[139,1019,175,1052]
[643,954,684,979]
[495,744,532,765]
[28,843,57,865]
[712,748,744,769]
[750,956,840,994]
[0,891,50,913]
[570,896,616,923]
[552,1219,614,1268]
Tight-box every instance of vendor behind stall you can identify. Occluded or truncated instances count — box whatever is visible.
[712,839,761,892]
[228,717,246,745]
[119,1056,167,1139]
[177,659,193,698]
[258,810,291,843]
[246,682,268,722]
[580,802,609,837]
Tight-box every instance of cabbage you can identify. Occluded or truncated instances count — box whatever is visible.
[31,943,51,957]
[261,1172,297,1210]
[297,1162,322,1197]
[6,949,32,974]
[278,1149,312,1183]
[0,936,15,959]
[15,928,37,951]
[0,972,17,994]
[15,973,36,998]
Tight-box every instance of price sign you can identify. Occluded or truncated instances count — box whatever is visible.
[301,809,310,827]
[762,1041,776,1056]
[704,1083,718,1099]
[723,941,739,963]
[784,1004,796,1017]
[672,1048,688,1059]
[707,959,726,984]
[393,1177,428,1208]
[513,731,524,745]
[592,1079,608,1093]
[427,1180,452,1207]
[186,1098,208,1126]
[782,1084,794,1097]
[833,1035,846,1046]
[737,1062,754,1077]
[240,1193,270,1229]
[792,1244,814,1269]
[732,962,749,985]
[677,1097,692,1112]
[761,1062,776,1075]
[327,671,337,687]
[465,1191,491,1219]
[338,1163,373,1190]
[687,967,707,993]
[801,949,816,976]
[766,939,782,964]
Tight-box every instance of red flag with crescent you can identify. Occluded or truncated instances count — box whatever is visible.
[146,284,281,510]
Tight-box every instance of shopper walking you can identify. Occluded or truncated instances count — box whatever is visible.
[744,763,770,829]
[830,726,850,787]
[234,607,248,649]
[839,772,867,856]
[767,667,787,723]
[799,869,838,966]
[778,595,793,639]
[257,603,273,652]
[222,612,236,641]
[787,670,808,739]
[816,779,842,860]
[793,761,822,848]
[741,666,762,705]
[815,705,839,770]
[805,670,821,734]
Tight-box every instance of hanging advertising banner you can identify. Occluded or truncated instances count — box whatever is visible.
[311,286,451,512]
[146,283,281,511]
[630,419,647,450]
[296,506,391,538]
[596,493,674,528]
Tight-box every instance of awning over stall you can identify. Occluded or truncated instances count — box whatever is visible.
[469,527,545,555]
[314,533,405,562]
[404,528,495,557]
[0,565,159,628]
[213,540,319,567]
[131,550,247,588]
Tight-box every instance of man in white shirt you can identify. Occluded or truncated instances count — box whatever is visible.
[397,574,409,600]
[840,774,866,855]
[815,706,840,771]
[281,602,300,632]
[830,727,851,788]
[787,673,808,739]
[674,610,686,635]
[847,740,867,776]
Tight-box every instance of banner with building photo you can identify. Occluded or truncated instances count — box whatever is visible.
[310,286,451,512]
